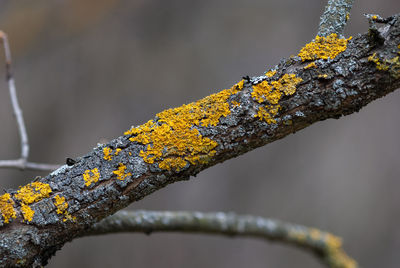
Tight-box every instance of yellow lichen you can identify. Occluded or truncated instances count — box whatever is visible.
[271,74,303,95]
[288,228,357,268]
[304,62,317,69]
[158,157,188,171]
[231,100,240,107]
[15,182,52,205]
[252,81,274,103]
[0,193,16,223]
[113,163,132,180]
[318,74,328,79]
[252,74,302,124]
[20,203,34,222]
[346,13,350,21]
[54,195,68,214]
[54,195,76,222]
[368,52,400,78]
[103,147,113,161]
[236,79,244,90]
[124,81,243,171]
[115,148,122,155]
[265,70,277,77]
[255,106,279,124]
[324,233,357,268]
[83,168,100,186]
[298,33,352,61]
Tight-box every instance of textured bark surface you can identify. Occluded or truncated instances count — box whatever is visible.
[0,14,399,267]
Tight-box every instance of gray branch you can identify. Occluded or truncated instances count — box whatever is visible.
[0,31,60,172]
[88,210,356,268]
[0,159,60,171]
[318,0,354,37]
[0,9,399,268]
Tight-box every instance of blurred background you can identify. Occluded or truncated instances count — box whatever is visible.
[0,0,399,267]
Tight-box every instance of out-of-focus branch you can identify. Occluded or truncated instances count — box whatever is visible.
[88,210,356,268]
[0,31,60,172]
[318,0,354,37]
[0,159,60,171]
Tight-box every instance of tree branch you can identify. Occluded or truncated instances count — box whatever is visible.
[88,210,356,268]
[0,9,399,268]
[0,31,60,172]
[318,0,354,37]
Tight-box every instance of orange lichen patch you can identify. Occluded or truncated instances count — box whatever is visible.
[113,163,132,180]
[103,147,113,161]
[124,82,243,171]
[236,79,244,90]
[271,74,303,95]
[324,233,357,268]
[255,106,279,124]
[368,53,389,71]
[288,228,356,268]
[298,33,352,61]
[83,168,100,186]
[252,74,302,124]
[231,100,241,107]
[0,193,17,223]
[265,70,277,77]
[304,62,317,69]
[252,81,280,104]
[159,157,187,171]
[20,203,34,222]
[54,195,68,214]
[115,148,122,155]
[369,52,400,78]
[15,182,52,205]
[54,195,76,222]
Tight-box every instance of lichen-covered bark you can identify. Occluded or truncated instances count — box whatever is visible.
[0,14,399,267]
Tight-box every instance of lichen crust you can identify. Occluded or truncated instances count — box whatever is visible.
[113,163,132,180]
[252,74,302,124]
[124,81,244,171]
[54,195,76,222]
[298,33,352,61]
[83,168,100,187]
[14,182,52,222]
[0,193,17,224]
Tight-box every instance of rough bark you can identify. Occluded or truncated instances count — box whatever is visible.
[0,13,399,267]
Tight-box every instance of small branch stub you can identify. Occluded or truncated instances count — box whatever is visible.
[318,0,354,37]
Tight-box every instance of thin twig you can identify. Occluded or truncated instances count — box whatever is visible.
[0,31,60,172]
[318,0,354,37]
[0,31,29,162]
[0,159,60,171]
[88,210,357,268]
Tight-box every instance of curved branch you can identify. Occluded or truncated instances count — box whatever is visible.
[0,31,60,172]
[0,11,399,268]
[88,210,356,268]
[0,31,29,162]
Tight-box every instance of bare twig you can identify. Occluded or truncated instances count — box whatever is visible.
[318,0,354,37]
[0,31,60,171]
[0,159,60,171]
[88,210,357,268]
[0,31,29,161]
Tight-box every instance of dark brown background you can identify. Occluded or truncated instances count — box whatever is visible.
[0,0,399,267]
